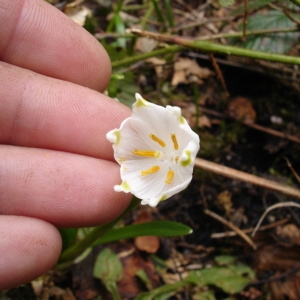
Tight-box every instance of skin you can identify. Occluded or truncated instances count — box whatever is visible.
[0,0,132,290]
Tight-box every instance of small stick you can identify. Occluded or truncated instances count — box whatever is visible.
[195,158,300,199]
[211,218,289,238]
[242,0,249,41]
[209,53,229,98]
[252,202,300,237]
[199,106,300,144]
[284,157,300,183]
[204,209,257,250]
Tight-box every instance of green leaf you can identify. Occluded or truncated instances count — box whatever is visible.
[232,0,278,15]
[192,290,216,300]
[190,262,255,294]
[59,228,78,251]
[215,255,237,265]
[107,71,137,108]
[113,13,126,48]
[238,10,300,54]
[93,221,192,246]
[218,0,235,8]
[93,248,123,282]
[135,269,153,290]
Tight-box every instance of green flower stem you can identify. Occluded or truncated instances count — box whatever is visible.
[190,40,300,64]
[114,29,300,68]
[59,197,140,263]
[111,45,183,69]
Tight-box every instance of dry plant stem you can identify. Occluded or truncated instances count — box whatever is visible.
[242,0,249,41]
[195,158,300,199]
[252,202,300,237]
[129,29,300,65]
[209,53,229,97]
[112,45,183,69]
[284,157,300,183]
[200,106,300,144]
[204,209,257,250]
[211,218,289,238]
[248,123,300,144]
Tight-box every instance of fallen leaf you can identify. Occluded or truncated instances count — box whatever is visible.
[227,97,256,124]
[198,115,212,128]
[216,190,232,216]
[135,38,158,53]
[172,58,212,86]
[134,209,160,254]
[146,57,166,78]
[64,1,92,26]
[275,224,300,247]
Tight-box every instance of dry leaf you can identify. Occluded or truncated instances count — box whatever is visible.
[198,115,212,128]
[275,224,300,247]
[134,209,160,254]
[64,2,92,26]
[171,58,212,86]
[146,57,166,78]
[135,38,158,53]
[216,190,232,216]
[227,97,256,124]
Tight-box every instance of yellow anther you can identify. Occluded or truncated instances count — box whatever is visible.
[165,170,175,184]
[141,165,160,176]
[175,156,179,163]
[171,134,178,150]
[134,150,160,158]
[149,134,166,147]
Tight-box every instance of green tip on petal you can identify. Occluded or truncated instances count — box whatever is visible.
[114,130,121,145]
[180,115,186,124]
[181,150,192,167]
[120,181,131,191]
[134,93,149,107]
[106,129,121,145]
[160,195,168,201]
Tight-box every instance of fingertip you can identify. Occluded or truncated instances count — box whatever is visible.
[0,216,62,290]
[0,0,111,91]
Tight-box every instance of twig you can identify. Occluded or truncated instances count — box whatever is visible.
[284,157,300,183]
[128,28,300,65]
[283,9,300,26]
[112,45,183,69]
[204,209,257,250]
[209,53,229,97]
[247,123,300,144]
[211,218,289,238]
[194,158,300,199]
[252,202,300,237]
[242,0,249,41]
[199,106,300,144]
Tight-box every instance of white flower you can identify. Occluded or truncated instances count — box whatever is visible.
[106,93,200,207]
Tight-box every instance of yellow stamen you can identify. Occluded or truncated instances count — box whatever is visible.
[149,134,166,147]
[141,165,160,176]
[134,150,160,158]
[165,170,174,184]
[175,156,179,163]
[171,134,178,150]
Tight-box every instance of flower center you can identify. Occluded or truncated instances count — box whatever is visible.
[133,133,180,185]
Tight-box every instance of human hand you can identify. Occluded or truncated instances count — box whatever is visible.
[0,0,131,289]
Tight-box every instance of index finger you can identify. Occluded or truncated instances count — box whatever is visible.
[0,0,111,91]
[0,62,130,161]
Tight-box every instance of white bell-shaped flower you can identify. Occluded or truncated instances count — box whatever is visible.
[106,93,200,207]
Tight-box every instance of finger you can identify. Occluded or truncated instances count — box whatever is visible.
[0,0,110,91]
[0,62,130,161]
[0,215,61,290]
[0,146,132,227]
